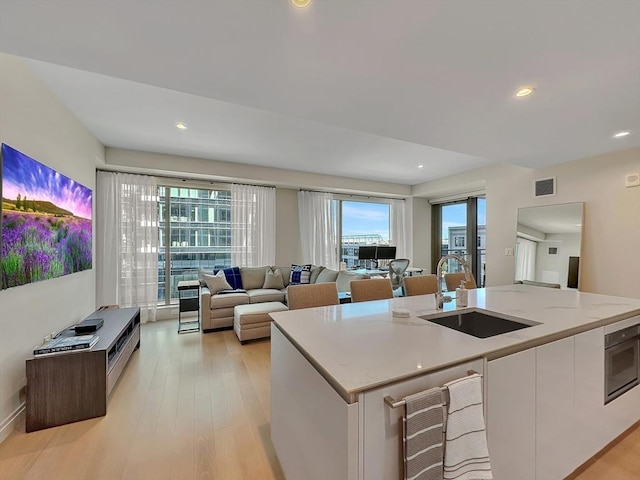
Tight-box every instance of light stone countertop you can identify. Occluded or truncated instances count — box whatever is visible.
[270,284,640,399]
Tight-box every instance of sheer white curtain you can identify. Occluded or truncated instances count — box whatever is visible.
[298,191,338,269]
[390,199,410,260]
[515,237,537,282]
[231,184,276,266]
[96,172,158,323]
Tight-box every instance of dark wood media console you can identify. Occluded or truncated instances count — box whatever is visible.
[26,307,141,432]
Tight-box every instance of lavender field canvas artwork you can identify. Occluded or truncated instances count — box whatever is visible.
[1,144,92,289]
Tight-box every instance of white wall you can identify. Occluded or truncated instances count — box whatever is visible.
[409,197,431,270]
[535,233,581,287]
[275,188,303,265]
[413,148,640,298]
[0,54,103,440]
[105,147,411,198]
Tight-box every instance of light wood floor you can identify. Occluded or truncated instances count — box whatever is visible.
[1,319,638,480]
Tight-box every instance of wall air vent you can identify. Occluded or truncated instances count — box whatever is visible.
[534,177,556,198]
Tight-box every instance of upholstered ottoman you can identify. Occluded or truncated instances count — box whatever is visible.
[234,302,288,344]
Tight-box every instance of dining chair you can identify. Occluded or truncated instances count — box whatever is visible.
[287,282,340,310]
[349,278,394,303]
[403,274,439,296]
[444,272,477,291]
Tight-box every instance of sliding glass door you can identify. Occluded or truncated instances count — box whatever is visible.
[432,196,486,287]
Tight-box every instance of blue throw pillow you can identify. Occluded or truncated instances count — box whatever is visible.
[214,266,243,290]
[289,264,312,285]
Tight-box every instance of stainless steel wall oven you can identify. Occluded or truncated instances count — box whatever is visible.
[604,323,640,404]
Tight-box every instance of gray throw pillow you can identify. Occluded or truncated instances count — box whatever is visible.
[201,270,232,294]
[263,267,285,289]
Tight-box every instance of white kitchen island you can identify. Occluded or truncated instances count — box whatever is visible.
[269,284,640,480]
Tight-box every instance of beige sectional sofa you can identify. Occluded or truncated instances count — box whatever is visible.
[200,265,369,331]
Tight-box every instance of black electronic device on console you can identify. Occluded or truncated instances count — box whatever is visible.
[75,317,104,334]
[357,245,377,260]
[375,245,397,260]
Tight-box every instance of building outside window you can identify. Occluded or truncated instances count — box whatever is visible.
[157,186,231,304]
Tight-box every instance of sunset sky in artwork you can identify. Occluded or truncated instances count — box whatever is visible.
[1,144,92,219]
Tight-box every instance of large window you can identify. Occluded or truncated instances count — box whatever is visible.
[157,186,231,304]
[336,200,391,268]
[432,196,486,287]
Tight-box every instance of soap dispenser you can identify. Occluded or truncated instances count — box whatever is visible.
[456,281,468,307]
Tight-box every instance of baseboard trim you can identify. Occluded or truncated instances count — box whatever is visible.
[0,402,25,444]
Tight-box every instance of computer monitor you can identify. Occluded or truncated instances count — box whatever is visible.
[357,245,377,260]
[375,246,397,260]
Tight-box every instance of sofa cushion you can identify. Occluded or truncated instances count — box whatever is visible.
[210,292,250,309]
[201,270,232,294]
[316,268,339,283]
[277,265,292,287]
[290,264,312,285]
[263,267,285,289]
[214,266,243,290]
[234,302,288,327]
[309,266,324,283]
[336,271,370,292]
[241,267,268,290]
[248,288,286,303]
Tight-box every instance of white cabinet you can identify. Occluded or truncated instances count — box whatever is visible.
[487,325,639,480]
[536,336,577,479]
[574,327,606,461]
[359,358,484,480]
[486,348,536,480]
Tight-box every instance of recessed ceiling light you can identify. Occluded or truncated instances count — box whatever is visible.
[290,0,311,7]
[515,86,534,97]
[417,164,424,169]
[175,122,187,130]
[613,130,630,138]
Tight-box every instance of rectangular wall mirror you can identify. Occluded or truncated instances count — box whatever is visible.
[515,202,584,289]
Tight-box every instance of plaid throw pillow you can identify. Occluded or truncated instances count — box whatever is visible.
[214,266,243,290]
[289,264,312,285]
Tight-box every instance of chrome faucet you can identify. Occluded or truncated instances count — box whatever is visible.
[435,254,472,309]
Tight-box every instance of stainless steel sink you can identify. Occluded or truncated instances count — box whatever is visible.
[418,310,539,338]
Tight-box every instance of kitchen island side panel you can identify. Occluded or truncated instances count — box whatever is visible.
[271,325,359,480]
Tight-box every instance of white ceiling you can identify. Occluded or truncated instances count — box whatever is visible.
[1,1,638,186]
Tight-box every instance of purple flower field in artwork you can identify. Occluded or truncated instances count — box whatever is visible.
[1,144,93,289]
[1,211,92,289]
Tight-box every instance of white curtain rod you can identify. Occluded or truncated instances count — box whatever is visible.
[302,189,406,202]
[96,168,276,189]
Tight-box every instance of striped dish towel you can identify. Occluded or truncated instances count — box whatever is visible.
[443,374,492,480]
[403,387,444,480]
